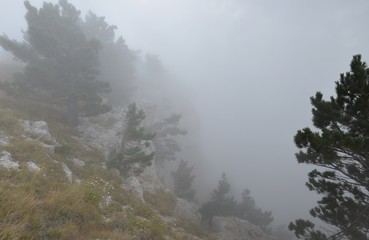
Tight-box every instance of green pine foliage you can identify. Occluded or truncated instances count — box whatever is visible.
[0,0,111,127]
[151,114,187,166]
[235,189,273,231]
[200,172,273,230]
[172,159,196,201]
[289,55,369,240]
[108,103,155,176]
[199,172,237,224]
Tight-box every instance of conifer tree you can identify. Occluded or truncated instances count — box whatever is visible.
[0,0,110,126]
[109,103,155,176]
[235,189,273,231]
[172,159,196,201]
[199,172,237,224]
[289,55,369,240]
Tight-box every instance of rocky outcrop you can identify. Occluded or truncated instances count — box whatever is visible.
[212,216,274,240]
[21,120,58,153]
[77,108,124,157]
[174,198,201,224]
[26,161,41,172]
[122,176,144,201]
[0,151,19,170]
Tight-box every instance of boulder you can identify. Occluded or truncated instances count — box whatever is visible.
[26,161,41,172]
[0,151,19,170]
[174,198,201,224]
[212,216,274,240]
[21,120,58,153]
[122,176,144,201]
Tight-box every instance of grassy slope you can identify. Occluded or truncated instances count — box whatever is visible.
[0,62,212,240]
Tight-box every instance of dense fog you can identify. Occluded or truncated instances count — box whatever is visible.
[1,0,369,229]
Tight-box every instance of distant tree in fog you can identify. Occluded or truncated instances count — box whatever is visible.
[172,159,196,201]
[151,114,187,166]
[200,172,274,230]
[235,189,273,231]
[82,12,136,105]
[199,172,237,224]
[0,0,111,126]
[108,103,155,176]
[289,55,369,240]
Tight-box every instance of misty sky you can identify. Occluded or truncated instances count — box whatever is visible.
[1,0,369,227]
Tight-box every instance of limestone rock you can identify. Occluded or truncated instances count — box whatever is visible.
[0,151,19,170]
[21,120,58,153]
[0,132,9,146]
[62,163,73,183]
[26,161,41,172]
[77,107,124,157]
[174,198,201,224]
[212,216,274,240]
[122,176,144,201]
[71,157,85,167]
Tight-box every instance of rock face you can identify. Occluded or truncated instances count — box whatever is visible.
[212,216,274,240]
[174,198,201,224]
[77,107,124,158]
[21,120,58,153]
[123,176,144,201]
[0,151,19,170]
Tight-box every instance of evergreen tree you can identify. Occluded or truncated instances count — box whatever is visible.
[199,172,237,224]
[0,0,110,126]
[235,189,273,231]
[151,114,187,167]
[109,103,155,176]
[289,55,369,240]
[82,12,136,105]
[172,159,196,201]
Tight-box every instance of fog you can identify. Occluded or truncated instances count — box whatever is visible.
[1,0,369,228]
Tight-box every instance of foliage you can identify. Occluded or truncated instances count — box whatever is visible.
[82,12,136,105]
[235,189,273,231]
[108,102,155,176]
[0,0,110,127]
[151,114,187,166]
[200,173,273,230]
[199,172,237,224]
[290,55,369,240]
[172,159,196,201]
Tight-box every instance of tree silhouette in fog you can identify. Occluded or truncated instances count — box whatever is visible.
[290,55,369,240]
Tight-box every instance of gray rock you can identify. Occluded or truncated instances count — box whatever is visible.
[71,157,85,167]
[174,198,201,224]
[0,151,19,170]
[212,216,274,240]
[21,120,58,153]
[122,176,144,201]
[62,163,73,183]
[0,132,9,146]
[77,107,124,158]
[26,161,41,172]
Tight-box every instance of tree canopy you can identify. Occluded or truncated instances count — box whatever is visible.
[289,55,369,240]
[0,0,111,126]
[108,103,155,176]
[172,159,196,201]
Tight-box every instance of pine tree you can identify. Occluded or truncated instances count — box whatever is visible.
[108,103,155,176]
[82,12,136,105]
[289,55,369,240]
[0,0,110,127]
[235,189,273,231]
[199,172,237,224]
[172,159,196,201]
[151,114,187,167]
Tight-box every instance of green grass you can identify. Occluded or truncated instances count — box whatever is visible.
[0,65,209,239]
